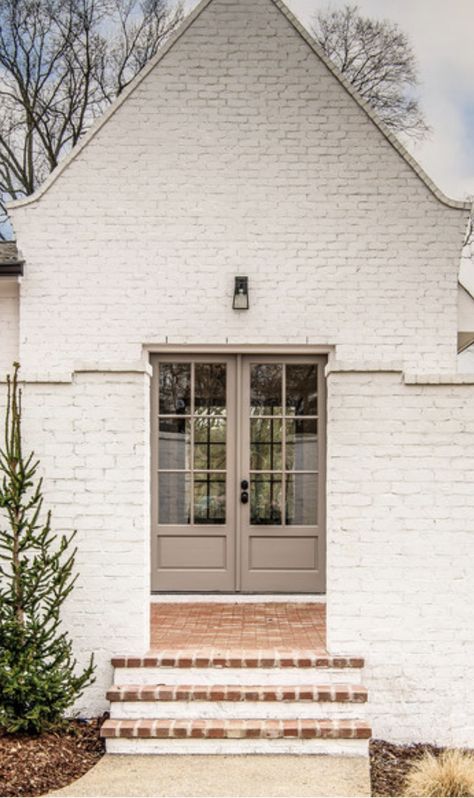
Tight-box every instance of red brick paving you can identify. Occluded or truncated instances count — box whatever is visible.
[150,602,327,653]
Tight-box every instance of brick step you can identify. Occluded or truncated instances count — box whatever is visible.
[101,717,371,741]
[112,653,365,687]
[107,684,368,703]
[112,652,364,669]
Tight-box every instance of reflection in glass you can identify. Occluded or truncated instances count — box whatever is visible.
[251,364,283,416]
[250,474,282,525]
[286,419,318,472]
[194,443,226,471]
[159,472,191,524]
[286,365,318,416]
[194,472,226,524]
[159,419,191,470]
[194,416,226,443]
[250,418,282,471]
[159,363,191,415]
[286,474,318,525]
[195,364,226,416]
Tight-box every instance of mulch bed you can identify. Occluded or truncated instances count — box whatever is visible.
[370,738,444,796]
[0,717,105,797]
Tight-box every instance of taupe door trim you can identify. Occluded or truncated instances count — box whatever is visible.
[150,352,327,593]
[145,344,334,355]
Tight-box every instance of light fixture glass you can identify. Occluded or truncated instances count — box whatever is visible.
[233,276,249,310]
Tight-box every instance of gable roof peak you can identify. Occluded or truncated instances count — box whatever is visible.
[8,0,472,214]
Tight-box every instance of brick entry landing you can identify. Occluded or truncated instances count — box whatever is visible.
[150,602,327,654]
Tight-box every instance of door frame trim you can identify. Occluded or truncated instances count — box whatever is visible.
[149,348,328,594]
[145,344,334,356]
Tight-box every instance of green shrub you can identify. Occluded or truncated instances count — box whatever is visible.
[0,363,95,734]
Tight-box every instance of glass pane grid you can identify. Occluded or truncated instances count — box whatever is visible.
[249,362,320,528]
[158,362,227,526]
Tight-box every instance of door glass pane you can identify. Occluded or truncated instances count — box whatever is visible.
[286,365,318,416]
[194,472,226,525]
[195,364,226,416]
[286,474,318,525]
[159,473,191,524]
[194,416,226,443]
[159,419,191,470]
[251,474,282,525]
[194,443,226,470]
[250,418,282,471]
[251,364,283,416]
[286,419,318,472]
[159,363,191,415]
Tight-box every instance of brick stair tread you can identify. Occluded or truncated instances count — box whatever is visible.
[112,651,364,669]
[107,684,368,703]
[101,718,372,740]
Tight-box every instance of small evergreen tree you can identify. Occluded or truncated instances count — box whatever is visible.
[0,363,95,734]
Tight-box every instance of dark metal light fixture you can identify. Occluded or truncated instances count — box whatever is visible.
[233,276,249,310]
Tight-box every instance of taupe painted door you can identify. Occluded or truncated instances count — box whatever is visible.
[151,355,325,593]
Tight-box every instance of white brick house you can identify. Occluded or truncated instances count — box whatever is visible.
[1,0,474,752]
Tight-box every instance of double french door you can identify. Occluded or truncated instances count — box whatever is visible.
[151,354,326,593]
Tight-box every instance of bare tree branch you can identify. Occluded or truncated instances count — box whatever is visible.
[311,4,430,140]
[0,0,183,239]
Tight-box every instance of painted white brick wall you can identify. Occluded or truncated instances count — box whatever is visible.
[0,372,151,715]
[327,371,474,745]
[9,0,467,375]
[1,0,472,741]
[0,281,19,371]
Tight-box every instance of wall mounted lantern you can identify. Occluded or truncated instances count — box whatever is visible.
[233,276,249,310]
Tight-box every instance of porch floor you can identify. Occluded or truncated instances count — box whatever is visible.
[150,602,327,654]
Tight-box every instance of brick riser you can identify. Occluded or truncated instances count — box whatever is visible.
[102,718,371,740]
[104,652,371,755]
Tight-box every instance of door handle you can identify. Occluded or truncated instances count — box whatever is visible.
[241,491,249,505]
[241,480,249,490]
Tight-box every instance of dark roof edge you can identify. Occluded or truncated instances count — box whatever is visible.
[0,260,24,276]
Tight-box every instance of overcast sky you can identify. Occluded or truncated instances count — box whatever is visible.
[184,0,474,202]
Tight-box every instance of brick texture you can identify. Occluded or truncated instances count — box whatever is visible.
[0,0,472,748]
[9,0,467,376]
[0,281,19,372]
[106,684,368,702]
[100,717,371,740]
[327,371,474,746]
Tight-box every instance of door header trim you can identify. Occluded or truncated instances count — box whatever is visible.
[145,344,334,355]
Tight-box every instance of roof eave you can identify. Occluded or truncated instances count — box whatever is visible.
[0,260,24,276]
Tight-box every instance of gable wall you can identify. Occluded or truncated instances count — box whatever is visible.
[10,0,467,375]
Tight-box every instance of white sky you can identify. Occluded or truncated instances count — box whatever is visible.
[183,0,474,202]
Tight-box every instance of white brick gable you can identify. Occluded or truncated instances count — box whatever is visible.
[9,0,468,375]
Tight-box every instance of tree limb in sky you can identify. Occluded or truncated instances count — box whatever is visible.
[0,0,183,239]
[311,4,430,140]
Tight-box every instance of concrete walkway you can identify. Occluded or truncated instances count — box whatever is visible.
[50,755,371,797]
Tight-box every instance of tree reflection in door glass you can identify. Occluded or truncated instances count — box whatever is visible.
[159,363,191,415]
[250,364,283,415]
[286,365,318,416]
[250,475,282,525]
[250,418,282,471]
[195,364,227,416]
[194,472,226,525]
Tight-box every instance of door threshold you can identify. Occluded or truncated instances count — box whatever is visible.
[150,593,326,604]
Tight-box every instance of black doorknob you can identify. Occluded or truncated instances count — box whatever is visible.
[241,491,249,504]
[241,480,249,491]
